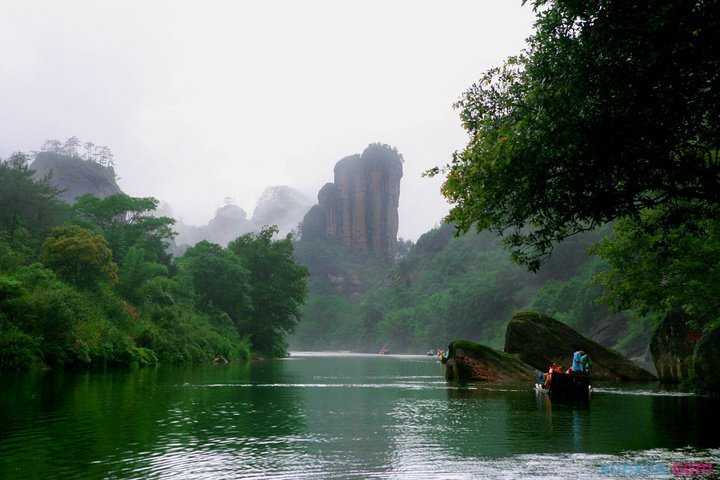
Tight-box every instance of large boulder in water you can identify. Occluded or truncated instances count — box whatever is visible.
[444,340,535,383]
[504,311,655,381]
[650,311,699,384]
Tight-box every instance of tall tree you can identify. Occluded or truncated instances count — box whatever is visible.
[180,240,251,323]
[82,142,96,162]
[72,194,175,265]
[594,207,720,327]
[117,246,168,305]
[41,226,119,289]
[62,136,82,157]
[432,0,720,270]
[0,154,66,243]
[41,139,62,153]
[95,146,114,167]
[228,226,308,356]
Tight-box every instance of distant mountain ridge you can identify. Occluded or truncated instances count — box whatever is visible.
[27,153,312,249]
[251,186,312,236]
[172,204,256,248]
[172,186,312,248]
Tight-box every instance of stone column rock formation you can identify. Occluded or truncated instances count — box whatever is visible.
[301,143,403,257]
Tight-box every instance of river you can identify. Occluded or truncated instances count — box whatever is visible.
[1,352,718,479]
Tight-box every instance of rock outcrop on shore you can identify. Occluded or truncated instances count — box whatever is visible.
[31,152,121,203]
[650,311,698,384]
[693,324,720,393]
[443,340,535,383]
[504,311,656,381]
[300,143,403,258]
[650,311,720,392]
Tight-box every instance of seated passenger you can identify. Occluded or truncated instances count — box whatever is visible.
[545,363,562,387]
[580,352,591,374]
[571,350,586,373]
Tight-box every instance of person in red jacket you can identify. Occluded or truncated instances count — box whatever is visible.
[544,362,563,388]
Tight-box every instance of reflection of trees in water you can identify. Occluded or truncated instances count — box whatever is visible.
[528,389,720,455]
[3,360,718,478]
[444,385,696,457]
[279,356,401,475]
[0,363,308,478]
[531,391,591,453]
[2,368,172,477]
[650,395,720,449]
[441,387,515,457]
[443,387,591,456]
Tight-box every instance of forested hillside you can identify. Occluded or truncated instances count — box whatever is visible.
[0,152,308,370]
[293,223,656,368]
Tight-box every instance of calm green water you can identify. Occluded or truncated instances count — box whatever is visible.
[1,352,719,479]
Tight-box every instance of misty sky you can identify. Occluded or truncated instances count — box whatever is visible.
[1,1,533,240]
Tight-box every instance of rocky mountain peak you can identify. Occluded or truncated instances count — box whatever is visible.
[251,186,312,235]
[30,151,122,203]
[301,143,403,257]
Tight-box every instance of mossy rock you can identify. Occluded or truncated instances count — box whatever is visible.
[504,311,655,381]
[444,339,535,383]
[650,310,697,383]
[693,323,720,393]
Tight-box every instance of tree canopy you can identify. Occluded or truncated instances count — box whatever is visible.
[431,0,720,269]
[181,240,251,324]
[72,194,175,265]
[229,227,308,356]
[0,156,308,369]
[41,226,119,289]
[594,208,720,327]
[0,153,67,243]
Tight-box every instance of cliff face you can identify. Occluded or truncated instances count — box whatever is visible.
[302,143,403,257]
[31,152,122,203]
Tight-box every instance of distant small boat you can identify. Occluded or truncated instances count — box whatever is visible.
[378,345,390,355]
[535,371,591,402]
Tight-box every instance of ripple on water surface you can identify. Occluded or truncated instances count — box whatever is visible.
[0,354,718,479]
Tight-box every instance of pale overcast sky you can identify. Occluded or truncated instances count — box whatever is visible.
[0,1,534,239]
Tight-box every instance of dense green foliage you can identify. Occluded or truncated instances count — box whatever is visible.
[594,209,720,328]
[0,153,68,245]
[41,226,119,289]
[431,0,720,270]
[293,224,654,361]
[0,156,308,370]
[424,0,720,342]
[229,226,308,357]
[72,194,175,265]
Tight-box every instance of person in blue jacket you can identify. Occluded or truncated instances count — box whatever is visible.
[581,352,591,374]
[572,350,585,373]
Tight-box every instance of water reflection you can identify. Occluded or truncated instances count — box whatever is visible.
[1,355,719,479]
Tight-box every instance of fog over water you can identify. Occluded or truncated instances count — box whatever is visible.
[0,1,533,239]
